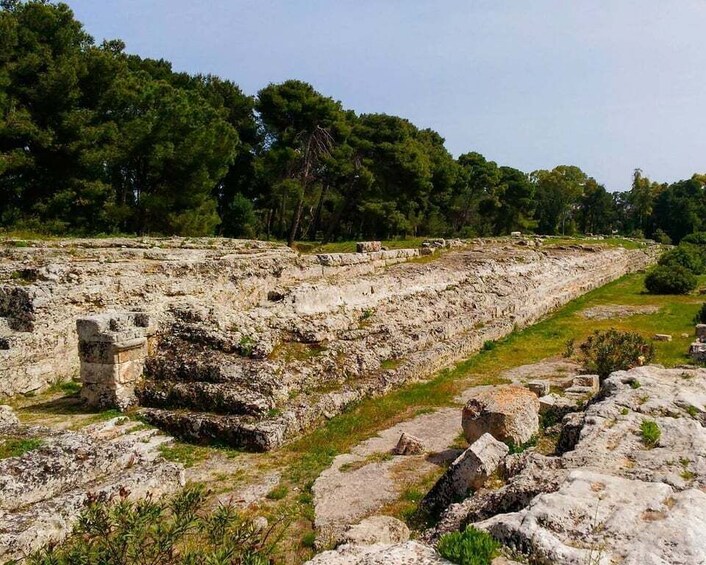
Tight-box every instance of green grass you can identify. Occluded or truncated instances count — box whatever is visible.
[265,484,289,500]
[437,526,500,565]
[159,442,218,468]
[640,420,661,448]
[0,437,43,459]
[543,236,649,250]
[296,237,429,254]
[47,380,82,395]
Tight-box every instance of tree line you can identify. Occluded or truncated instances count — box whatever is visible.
[2,1,705,244]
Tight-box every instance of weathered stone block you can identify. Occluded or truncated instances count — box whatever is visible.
[526,380,550,397]
[356,241,382,253]
[653,333,672,342]
[77,313,153,411]
[0,405,18,430]
[696,324,706,340]
[421,433,508,515]
[462,386,539,446]
[572,374,599,393]
[394,433,425,455]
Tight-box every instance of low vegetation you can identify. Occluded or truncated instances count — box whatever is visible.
[640,420,661,448]
[578,329,655,380]
[645,265,698,295]
[436,527,500,565]
[0,437,42,459]
[28,485,290,565]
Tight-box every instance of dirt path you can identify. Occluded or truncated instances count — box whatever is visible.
[312,360,582,544]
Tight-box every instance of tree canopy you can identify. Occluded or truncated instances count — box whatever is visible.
[1,1,704,243]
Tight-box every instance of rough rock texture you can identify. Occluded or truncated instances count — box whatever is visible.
[0,417,184,562]
[421,433,508,516]
[0,238,656,450]
[306,541,451,565]
[394,432,425,455]
[430,366,706,564]
[0,404,18,430]
[341,516,410,546]
[462,386,540,446]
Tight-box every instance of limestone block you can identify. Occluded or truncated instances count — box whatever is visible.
[356,241,382,253]
[572,374,599,393]
[556,412,585,454]
[653,333,672,342]
[394,433,425,455]
[0,405,19,430]
[342,516,410,546]
[696,324,706,340]
[421,433,508,515]
[690,341,706,363]
[526,380,550,397]
[462,386,539,445]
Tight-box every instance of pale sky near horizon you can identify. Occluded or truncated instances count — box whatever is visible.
[66,0,706,192]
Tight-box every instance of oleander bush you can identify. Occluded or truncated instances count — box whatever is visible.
[645,265,697,295]
[579,329,654,381]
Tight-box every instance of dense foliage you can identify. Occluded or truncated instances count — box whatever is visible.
[436,527,500,565]
[695,303,706,325]
[27,485,289,565]
[645,266,698,295]
[579,329,654,380]
[2,1,706,243]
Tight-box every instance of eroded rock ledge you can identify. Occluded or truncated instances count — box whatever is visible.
[310,366,706,564]
[1,238,656,450]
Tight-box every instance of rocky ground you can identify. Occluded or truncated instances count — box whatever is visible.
[309,365,706,564]
[0,406,184,562]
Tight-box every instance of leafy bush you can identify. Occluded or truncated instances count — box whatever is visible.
[644,265,697,295]
[652,228,672,245]
[640,420,661,448]
[437,527,500,565]
[658,247,703,274]
[28,485,289,565]
[681,232,706,246]
[579,329,654,381]
[695,303,706,325]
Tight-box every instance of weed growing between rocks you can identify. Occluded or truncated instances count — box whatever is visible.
[436,526,500,565]
[27,485,292,565]
[0,437,42,459]
[640,420,661,448]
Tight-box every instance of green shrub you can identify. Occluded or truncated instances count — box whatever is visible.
[652,229,672,245]
[695,303,706,324]
[640,420,661,448]
[437,527,500,565]
[28,485,288,564]
[579,329,654,381]
[644,265,697,295]
[658,247,703,274]
[681,232,706,245]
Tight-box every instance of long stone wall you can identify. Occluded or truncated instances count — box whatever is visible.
[0,238,657,428]
[0,239,442,398]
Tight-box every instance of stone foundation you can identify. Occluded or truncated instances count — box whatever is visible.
[77,312,155,410]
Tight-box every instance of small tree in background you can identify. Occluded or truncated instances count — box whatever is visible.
[579,329,654,381]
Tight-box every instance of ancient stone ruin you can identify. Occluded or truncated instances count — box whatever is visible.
[0,238,657,452]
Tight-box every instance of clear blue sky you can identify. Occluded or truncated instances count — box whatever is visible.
[66,0,706,192]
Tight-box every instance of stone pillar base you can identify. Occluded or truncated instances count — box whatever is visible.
[76,312,155,411]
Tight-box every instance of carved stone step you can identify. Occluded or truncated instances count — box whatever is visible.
[138,380,274,416]
[139,408,285,452]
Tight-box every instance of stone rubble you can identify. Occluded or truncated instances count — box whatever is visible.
[431,366,706,564]
[0,417,184,562]
[421,433,508,516]
[394,432,425,455]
